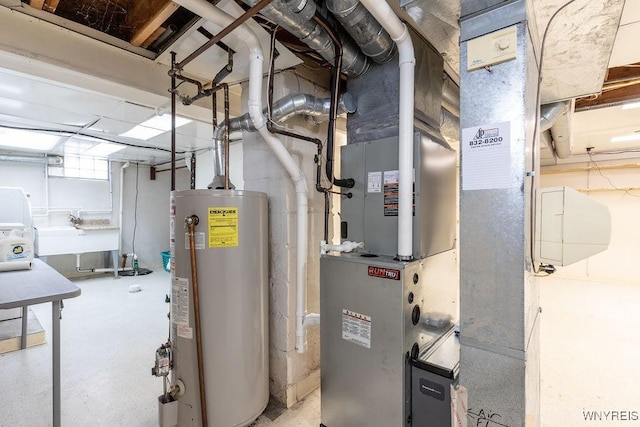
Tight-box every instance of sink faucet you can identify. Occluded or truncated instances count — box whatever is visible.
[69,214,84,226]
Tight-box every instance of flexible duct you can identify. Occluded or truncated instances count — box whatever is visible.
[540,101,572,159]
[239,0,369,77]
[0,154,63,165]
[358,0,415,260]
[174,0,315,354]
[326,0,396,64]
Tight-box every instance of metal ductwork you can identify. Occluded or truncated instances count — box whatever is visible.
[326,0,396,64]
[240,0,369,77]
[0,154,63,165]
[208,92,357,189]
[442,73,459,117]
[540,100,572,159]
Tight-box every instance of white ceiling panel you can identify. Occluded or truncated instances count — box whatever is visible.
[0,69,122,116]
[0,99,98,127]
[608,21,640,67]
[619,0,640,25]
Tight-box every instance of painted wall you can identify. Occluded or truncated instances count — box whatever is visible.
[119,162,190,270]
[0,159,189,275]
[540,158,640,283]
[195,143,244,190]
[242,71,328,406]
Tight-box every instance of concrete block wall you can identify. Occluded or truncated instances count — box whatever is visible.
[242,70,328,406]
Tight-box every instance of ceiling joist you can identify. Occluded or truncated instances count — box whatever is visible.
[28,0,45,10]
[128,0,180,47]
[576,63,640,111]
[43,0,60,13]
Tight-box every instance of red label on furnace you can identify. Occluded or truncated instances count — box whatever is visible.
[367,266,400,280]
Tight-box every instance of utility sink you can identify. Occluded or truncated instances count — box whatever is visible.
[35,226,119,256]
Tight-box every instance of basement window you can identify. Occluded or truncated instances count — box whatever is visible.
[48,155,109,180]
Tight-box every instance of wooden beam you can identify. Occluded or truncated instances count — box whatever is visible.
[576,63,640,110]
[576,83,640,110]
[29,0,45,10]
[141,26,166,49]
[606,62,640,83]
[129,1,179,47]
[43,0,60,13]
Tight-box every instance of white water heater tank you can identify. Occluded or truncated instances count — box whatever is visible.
[170,189,269,426]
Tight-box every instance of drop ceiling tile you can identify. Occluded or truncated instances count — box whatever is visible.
[608,21,640,67]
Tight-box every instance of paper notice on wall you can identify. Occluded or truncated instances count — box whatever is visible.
[342,309,371,349]
[461,121,511,191]
[367,171,382,193]
[172,277,189,326]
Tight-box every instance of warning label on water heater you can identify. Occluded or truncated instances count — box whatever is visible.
[172,277,189,327]
[342,309,371,349]
[208,207,238,248]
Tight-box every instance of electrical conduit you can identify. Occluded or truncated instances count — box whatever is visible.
[358,0,415,260]
[173,0,314,353]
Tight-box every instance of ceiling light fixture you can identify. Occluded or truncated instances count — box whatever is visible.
[119,114,192,140]
[0,127,61,151]
[610,132,640,143]
[621,101,640,110]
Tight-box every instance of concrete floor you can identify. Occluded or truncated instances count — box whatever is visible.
[0,269,638,426]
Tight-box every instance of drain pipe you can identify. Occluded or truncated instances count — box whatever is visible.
[174,0,314,353]
[118,161,130,261]
[358,0,415,260]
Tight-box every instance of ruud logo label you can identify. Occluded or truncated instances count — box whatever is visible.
[367,266,400,280]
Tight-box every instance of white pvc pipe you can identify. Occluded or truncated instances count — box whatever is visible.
[174,0,313,353]
[359,0,415,260]
[118,161,130,258]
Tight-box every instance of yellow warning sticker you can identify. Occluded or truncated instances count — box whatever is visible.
[208,207,238,248]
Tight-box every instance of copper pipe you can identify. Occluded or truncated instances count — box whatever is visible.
[186,215,207,427]
[176,0,274,70]
[171,52,177,191]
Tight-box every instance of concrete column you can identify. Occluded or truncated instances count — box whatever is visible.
[458,1,541,425]
[242,71,327,406]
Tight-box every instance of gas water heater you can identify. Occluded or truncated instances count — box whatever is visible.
[155,190,269,427]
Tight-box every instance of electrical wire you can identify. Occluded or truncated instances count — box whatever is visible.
[587,152,640,198]
[0,123,197,155]
[529,0,581,273]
